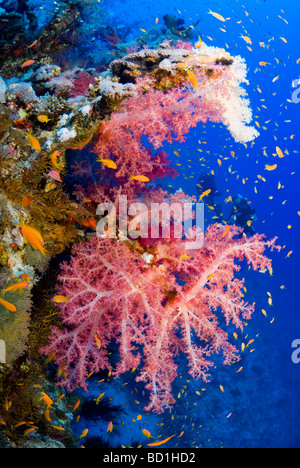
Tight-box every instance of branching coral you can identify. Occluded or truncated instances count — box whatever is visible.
[40,226,278,413]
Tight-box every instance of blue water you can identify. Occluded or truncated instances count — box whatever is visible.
[25,0,300,448]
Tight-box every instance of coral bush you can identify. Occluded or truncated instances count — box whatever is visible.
[41,226,278,413]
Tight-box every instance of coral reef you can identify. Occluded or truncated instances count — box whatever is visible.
[0,2,270,445]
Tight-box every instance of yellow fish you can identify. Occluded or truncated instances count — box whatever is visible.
[37,115,51,123]
[25,129,41,152]
[129,175,150,182]
[265,164,277,171]
[52,295,68,303]
[187,71,198,91]
[199,189,211,201]
[276,147,284,158]
[240,35,252,44]
[19,223,47,256]
[50,150,64,170]
[0,297,17,312]
[179,254,191,261]
[195,36,203,48]
[142,429,152,438]
[97,157,117,169]
[208,9,226,22]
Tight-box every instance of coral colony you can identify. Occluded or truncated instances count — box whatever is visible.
[0,1,278,447]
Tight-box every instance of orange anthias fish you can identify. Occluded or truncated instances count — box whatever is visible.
[129,175,150,182]
[20,195,34,207]
[25,130,41,152]
[106,421,113,433]
[147,435,175,447]
[0,297,17,312]
[24,427,38,436]
[21,60,35,69]
[52,295,69,304]
[221,224,230,238]
[195,36,203,48]
[79,428,89,439]
[97,157,117,169]
[28,39,38,48]
[199,189,211,201]
[72,400,81,412]
[3,282,29,294]
[265,164,277,171]
[187,70,198,91]
[142,429,153,438]
[208,10,226,22]
[70,214,97,230]
[276,146,284,158]
[94,333,101,350]
[40,392,53,407]
[19,222,47,256]
[50,151,64,170]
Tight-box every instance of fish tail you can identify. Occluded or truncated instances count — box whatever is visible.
[39,245,48,257]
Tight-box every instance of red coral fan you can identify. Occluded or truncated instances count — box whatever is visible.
[69,72,98,98]
[40,224,278,413]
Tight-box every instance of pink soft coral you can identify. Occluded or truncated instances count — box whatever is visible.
[40,224,278,413]
[93,75,224,180]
